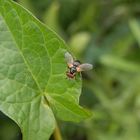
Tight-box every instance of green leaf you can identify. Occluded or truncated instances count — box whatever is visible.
[100,55,140,73]
[43,1,60,33]
[129,18,140,47]
[0,0,91,140]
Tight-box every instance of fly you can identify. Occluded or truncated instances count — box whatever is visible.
[65,52,93,79]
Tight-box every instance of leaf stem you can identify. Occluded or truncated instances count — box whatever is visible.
[53,122,62,140]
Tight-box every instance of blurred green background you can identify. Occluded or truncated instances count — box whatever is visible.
[0,0,140,140]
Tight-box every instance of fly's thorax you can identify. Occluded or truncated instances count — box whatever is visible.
[69,60,80,74]
[70,66,77,74]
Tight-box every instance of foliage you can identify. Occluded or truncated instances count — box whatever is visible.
[1,0,140,140]
[0,0,91,140]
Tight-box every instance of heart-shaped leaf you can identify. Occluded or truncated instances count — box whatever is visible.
[0,0,91,140]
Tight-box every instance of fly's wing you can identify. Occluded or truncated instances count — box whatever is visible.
[77,63,93,72]
[64,52,74,67]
